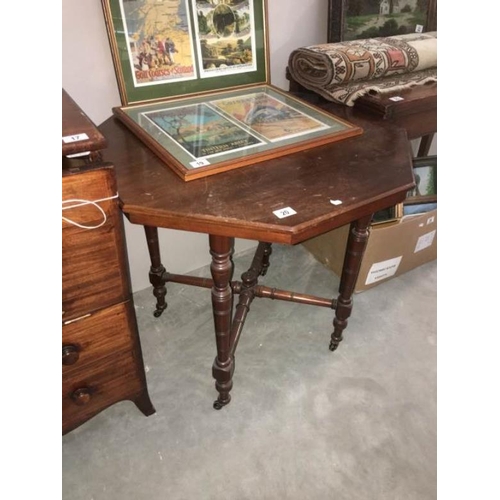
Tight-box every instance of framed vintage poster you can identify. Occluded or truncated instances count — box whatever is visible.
[102,1,363,181]
[327,0,437,43]
[101,0,269,105]
[114,85,363,181]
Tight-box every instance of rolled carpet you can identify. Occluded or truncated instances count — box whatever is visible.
[288,32,437,106]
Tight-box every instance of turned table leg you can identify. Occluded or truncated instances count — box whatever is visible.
[330,214,373,352]
[209,235,235,409]
[260,242,273,276]
[144,226,168,318]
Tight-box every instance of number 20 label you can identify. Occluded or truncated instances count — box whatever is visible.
[273,207,297,219]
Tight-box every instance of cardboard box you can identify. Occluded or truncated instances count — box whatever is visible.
[302,209,437,293]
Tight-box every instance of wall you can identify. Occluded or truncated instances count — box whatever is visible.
[62,0,328,292]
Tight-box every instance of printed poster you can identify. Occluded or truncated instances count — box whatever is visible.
[119,0,197,86]
[142,103,264,159]
[192,0,257,78]
[211,92,329,141]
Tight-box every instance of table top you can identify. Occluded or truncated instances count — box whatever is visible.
[62,89,107,157]
[99,100,414,245]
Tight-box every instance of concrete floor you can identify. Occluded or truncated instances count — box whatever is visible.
[62,243,437,500]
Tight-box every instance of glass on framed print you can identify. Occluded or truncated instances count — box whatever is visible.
[113,85,363,181]
[327,0,437,43]
[102,1,364,181]
[101,0,269,106]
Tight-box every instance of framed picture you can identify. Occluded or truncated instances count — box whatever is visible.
[403,155,437,215]
[327,0,437,43]
[114,85,363,181]
[372,203,403,226]
[102,1,364,181]
[101,0,269,106]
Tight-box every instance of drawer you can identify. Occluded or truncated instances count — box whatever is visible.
[62,165,130,321]
[62,350,143,434]
[62,301,138,375]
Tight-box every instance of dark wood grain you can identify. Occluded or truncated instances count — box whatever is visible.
[353,84,437,141]
[62,301,155,435]
[209,235,235,409]
[62,165,131,321]
[62,89,155,434]
[62,301,137,374]
[330,214,373,351]
[286,68,437,142]
[99,109,414,245]
[62,89,107,158]
[99,101,418,408]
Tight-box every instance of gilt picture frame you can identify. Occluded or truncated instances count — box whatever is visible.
[101,0,269,106]
[372,203,403,226]
[327,0,437,43]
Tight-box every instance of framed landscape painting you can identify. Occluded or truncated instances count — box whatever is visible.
[328,0,437,43]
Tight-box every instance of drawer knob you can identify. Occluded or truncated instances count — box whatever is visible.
[71,388,92,406]
[62,344,80,365]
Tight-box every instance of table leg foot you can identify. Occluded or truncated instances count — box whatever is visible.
[213,397,231,410]
[153,302,167,318]
[212,357,234,409]
[329,336,342,352]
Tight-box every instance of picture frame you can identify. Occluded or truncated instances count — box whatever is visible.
[101,0,269,106]
[403,155,437,215]
[113,85,363,181]
[372,202,403,226]
[102,0,364,181]
[327,0,437,43]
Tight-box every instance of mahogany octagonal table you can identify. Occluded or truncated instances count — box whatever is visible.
[99,103,415,410]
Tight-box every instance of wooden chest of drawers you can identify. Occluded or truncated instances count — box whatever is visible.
[62,90,154,434]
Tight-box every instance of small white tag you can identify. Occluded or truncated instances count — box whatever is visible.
[66,151,91,158]
[190,158,210,168]
[415,24,424,33]
[62,133,89,144]
[427,216,435,225]
[414,230,436,253]
[273,207,297,219]
[330,199,343,206]
[365,256,403,285]
[389,96,404,102]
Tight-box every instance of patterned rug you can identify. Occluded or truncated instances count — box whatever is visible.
[288,32,437,106]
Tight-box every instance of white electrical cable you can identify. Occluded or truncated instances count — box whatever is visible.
[62,193,119,230]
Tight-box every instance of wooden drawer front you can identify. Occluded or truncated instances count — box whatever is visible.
[62,301,138,375]
[62,165,130,321]
[62,350,143,434]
